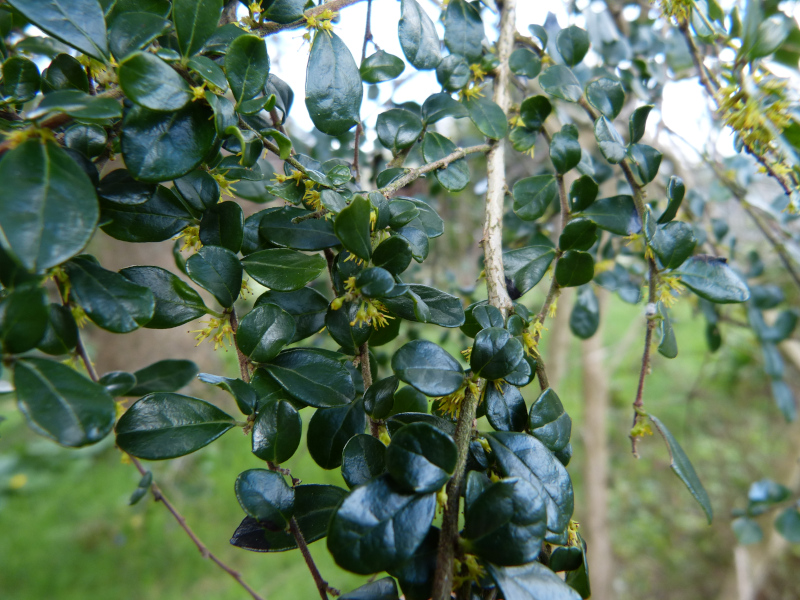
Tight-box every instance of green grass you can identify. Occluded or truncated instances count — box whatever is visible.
[0,294,796,599]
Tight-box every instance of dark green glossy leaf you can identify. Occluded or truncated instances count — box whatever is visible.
[231,484,347,552]
[435,54,470,91]
[652,221,696,269]
[529,388,571,452]
[356,267,396,298]
[306,30,362,136]
[364,376,399,420]
[390,386,429,416]
[471,327,524,381]
[361,50,405,83]
[109,12,170,59]
[421,92,468,124]
[444,0,484,62]
[252,399,302,463]
[65,123,107,158]
[187,55,228,91]
[186,246,242,308]
[398,0,441,70]
[509,48,542,77]
[127,359,198,396]
[173,0,222,57]
[0,284,48,354]
[421,132,469,192]
[235,469,294,529]
[342,433,387,488]
[327,474,436,574]
[98,169,156,207]
[650,415,713,523]
[198,372,258,415]
[259,206,338,251]
[242,249,326,292]
[489,561,581,600]
[388,199,419,228]
[509,126,538,153]
[377,109,423,153]
[586,77,624,119]
[658,176,686,223]
[42,53,88,93]
[199,202,244,253]
[340,578,399,600]
[120,266,207,329]
[118,52,191,111]
[485,382,527,432]
[255,287,328,343]
[503,243,557,296]
[555,251,594,288]
[237,304,295,363]
[569,285,599,339]
[116,392,235,459]
[15,357,115,447]
[464,96,508,140]
[0,139,98,273]
[381,284,465,328]
[37,303,79,355]
[675,256,750,303]
[122,103,215,182]
[550,546,583,572]
[594,116,626,164]
[262,348,355,408]
[386,422,456,493]
[391,339,465,397]
[550,126,581,174]
[626,144,663,185]
[8,0,108,60]
[581,195,641,236]
[771,379,796,422]
[101,185,192,242]
[556,25,589,66]
[569,176,598,212]
[3,56,40,102]
[463,474,547,565]
[539,65,582,103]
[64,257,154,333]
[395,223,429,262]
[519,95,551,130]
[657,302,677,359]
[629,104,654,144]
[308,399,366,469]
[486,431,574,533]
[326,300,372,354]
[226,34,269,103]
[512,175,557,221]
[335,196,373,261]
[387,527,438,600]
[564,534,591,598]
[559,218,597,251]
[27,89,121,121]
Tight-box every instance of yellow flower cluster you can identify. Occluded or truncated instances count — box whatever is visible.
[176,225,203,253]
[435,379,480,420]
[330,277,393,328]
[522,321,545,357]
[716,82,792,152]
[453,554,486,590]
[657,274,685,308]
[658,0,693,21]
[459,83,484,102]
[305,9,337,39]
[190,316,234,350]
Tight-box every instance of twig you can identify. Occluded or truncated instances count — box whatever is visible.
[252,0,367,36]
[431,1,517,598]
[360,0,373,63]
[69,325,265,600]
[353,123,363,183]
[290,517,333,600]
[358,342,381,438]
[380,144,492,197]
[228,308,253,383]
[677,21,794,195]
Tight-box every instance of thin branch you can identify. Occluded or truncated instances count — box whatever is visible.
[379,144,492,197]
[228,308,252,383]
[290,517,333,600]
[353,123,363,183]
[359,342,381,438]
[677,21,794,195]
[69,325,265,600]
[533,173,569,334]
[252,0,367,36]
[360,0,373,63]
[129,457,267,600]
[432,1,517,598]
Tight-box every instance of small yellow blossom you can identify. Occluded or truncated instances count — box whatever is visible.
[459,83,484,101]
[9,474,28,490]
[190,316,234,350]
[176,225,203,253]
[190,84,207,101]
[453,554,486,590]
[469,63,487,82]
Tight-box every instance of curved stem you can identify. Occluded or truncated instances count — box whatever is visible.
[290,517,333,600]
[228,308,252,383]
[253,0,367,35]
[431,1,517,598]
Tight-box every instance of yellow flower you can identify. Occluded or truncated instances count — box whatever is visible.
[190,84,207,101]
[469,63,487,82]
[176,225,203,253]
[190,316,234,350]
